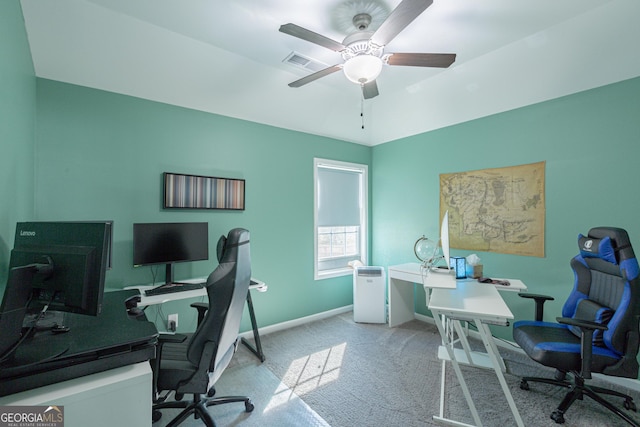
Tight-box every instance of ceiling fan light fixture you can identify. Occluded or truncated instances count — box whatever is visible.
[343,54,383,84]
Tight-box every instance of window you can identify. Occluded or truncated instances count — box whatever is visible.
[314,158,368,279]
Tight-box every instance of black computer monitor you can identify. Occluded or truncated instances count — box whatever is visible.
[133,222,209,285]
[0,221,112,359]
[8,221,112,315]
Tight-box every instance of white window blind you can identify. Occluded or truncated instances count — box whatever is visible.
[314,158,368,280]
[317,166,361,227]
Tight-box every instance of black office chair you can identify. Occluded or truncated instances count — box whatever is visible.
[152,228,254,426]
[513,227,640,425]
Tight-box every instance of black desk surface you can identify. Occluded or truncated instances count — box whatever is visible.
[0,289,158,397]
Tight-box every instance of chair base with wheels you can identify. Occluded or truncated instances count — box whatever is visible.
[153,388,254,427]
[519,373,637,425]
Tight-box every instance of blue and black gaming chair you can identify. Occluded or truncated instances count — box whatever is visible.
[513,227,640,425]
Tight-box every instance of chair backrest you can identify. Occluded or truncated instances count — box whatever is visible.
[186,228,251,369]
[563,227,640,376]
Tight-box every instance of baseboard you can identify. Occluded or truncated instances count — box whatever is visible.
[414,312,640,393]
[239,305,353,340]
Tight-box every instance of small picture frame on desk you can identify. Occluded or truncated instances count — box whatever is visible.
[163,172,245,210]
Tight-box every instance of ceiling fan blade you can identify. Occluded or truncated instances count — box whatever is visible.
[362,81,379,99]
[371,0,433,46]
[279,23,346,52]
[387,52,456,68]
[288,65,343,88]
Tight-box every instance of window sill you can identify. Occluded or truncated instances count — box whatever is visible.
[315,267,353,281]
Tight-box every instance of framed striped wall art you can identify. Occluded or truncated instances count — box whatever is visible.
[163,172,245,210]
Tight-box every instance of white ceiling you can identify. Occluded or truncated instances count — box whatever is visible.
[20,0,640,146]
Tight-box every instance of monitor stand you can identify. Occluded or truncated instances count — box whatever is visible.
[0,265,38,360]
[165,262,175,285]
[24,310,67,332]
[2,310,71,365]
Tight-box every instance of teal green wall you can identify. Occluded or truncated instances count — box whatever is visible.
[34,79,371,332]
[5,0,640,345]
[0,0,36,285]
[372,76,640,341]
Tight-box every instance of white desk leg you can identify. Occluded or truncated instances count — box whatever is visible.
[448,320,506,373]
[439,358,447,419]
[484,325,506,372]
[433,312,482,427]
[475,321,524,427]
[453,320,476,368]
[388,277,414,327]
[438,316,450,422]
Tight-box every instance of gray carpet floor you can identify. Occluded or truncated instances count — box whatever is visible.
[155,312,640,426]
[152,354,328,427]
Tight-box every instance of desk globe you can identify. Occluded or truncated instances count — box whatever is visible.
[414,236,440,268]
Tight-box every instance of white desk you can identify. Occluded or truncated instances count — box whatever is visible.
[130,277,267,361]
[429,282,524,427]
[134,277,267,306]
[387,262,526,327]
[388,263,526,426]
[0,362,152,427]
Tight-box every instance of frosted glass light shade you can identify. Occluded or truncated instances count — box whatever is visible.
[343,55,383,84]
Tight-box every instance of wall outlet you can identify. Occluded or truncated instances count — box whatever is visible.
[168,313,178,332]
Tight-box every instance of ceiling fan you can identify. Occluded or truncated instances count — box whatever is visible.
[279,0,456,99]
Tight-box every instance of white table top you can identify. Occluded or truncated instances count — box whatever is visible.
[388,262,425,275]
[428,281,514,323]
[388,262,457,289]
[388,262,527,292]
[127,277,267,306]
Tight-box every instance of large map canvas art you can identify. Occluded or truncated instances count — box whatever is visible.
[440,161,545,257]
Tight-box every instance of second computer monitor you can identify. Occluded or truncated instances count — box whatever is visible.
[133,222,209,285]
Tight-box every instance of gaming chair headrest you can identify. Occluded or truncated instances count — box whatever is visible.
[216,235,226,263]
[578,227,635,265]
[216,228,250,263]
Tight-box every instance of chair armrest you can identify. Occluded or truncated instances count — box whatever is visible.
[158,333,188,344]
[191,302,209,326]
[556,317,608,331]
[556,316,608,379]
[519,293,555,321]
[153,333,188,403]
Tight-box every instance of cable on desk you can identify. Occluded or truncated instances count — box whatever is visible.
[0,292,53,364]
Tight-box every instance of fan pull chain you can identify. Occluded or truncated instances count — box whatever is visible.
[360,93,365,130]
